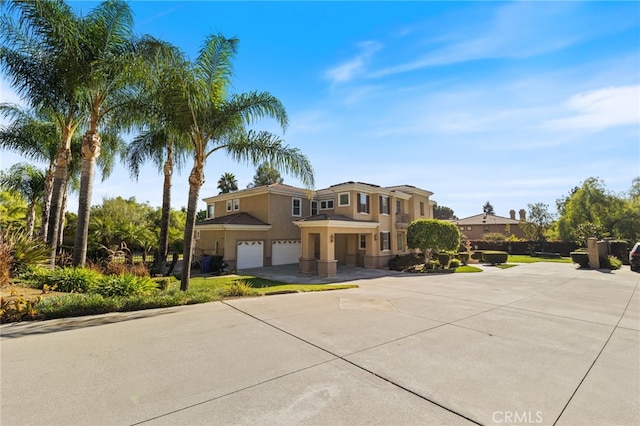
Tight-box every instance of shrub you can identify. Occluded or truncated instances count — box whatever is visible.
[600,255,622,270]
[570,252,589,268]
[437,252,451,268]
[482,251,508,265]
[93,274,158,297]
[483,232,506,241]
[449,259,461,268]
[219,280,258,297]
[44,268,103,293]
[0,228,49,285]
[471,250,484,261]
[458,252,470,265]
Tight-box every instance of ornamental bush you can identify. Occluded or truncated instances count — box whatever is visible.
[570,252,589,268]
[407,219,460,261]
[481,251,508,265]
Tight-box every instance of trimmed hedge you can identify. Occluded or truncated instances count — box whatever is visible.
[570,252,589,268]
[481,251,508,265]
[466,241,579,256]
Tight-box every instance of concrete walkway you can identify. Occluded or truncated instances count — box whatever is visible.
[1,263,638,425]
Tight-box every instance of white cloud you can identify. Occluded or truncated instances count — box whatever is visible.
[324,41,382,84]
[546,85,640,131]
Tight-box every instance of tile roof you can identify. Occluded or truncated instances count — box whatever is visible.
[196,212,270,226]
[455,213,520,225]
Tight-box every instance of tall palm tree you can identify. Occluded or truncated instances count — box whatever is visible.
[125,42,190,275]
[71,1,162,267]
[217,172,238,194]
[0,104,60,238]
[159,34,314,290]
[1,0,87,264]
[0,163,46,236]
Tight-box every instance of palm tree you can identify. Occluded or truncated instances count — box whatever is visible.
[71,1,163,267]
[159,34,314,290]
[0,104,60,238]
[217,172,238,194]
[0,163,46,236]
[125,43,190,275]
[1,0,87,264]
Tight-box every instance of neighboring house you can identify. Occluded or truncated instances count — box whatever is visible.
[453,209,527,240]
[195,181,435,277]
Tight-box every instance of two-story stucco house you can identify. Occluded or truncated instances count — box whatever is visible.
[195,181,435,277]
[452,209,527,240]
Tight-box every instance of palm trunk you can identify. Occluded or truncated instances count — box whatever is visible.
[47,131,73,266]
[180,160,204,291]
[73,129,101,267]
[58,179,68,250]
[25,202,36,237]
[40,161,55,239]
[156,143,173,275]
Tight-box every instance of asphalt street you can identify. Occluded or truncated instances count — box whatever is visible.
[1,262,638,426]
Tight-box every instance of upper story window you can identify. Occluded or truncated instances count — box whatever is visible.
[320,199,334,210]
[226,200,232,212]
[358,193,370,214]
[311,200,318,216]
[380,196,389,215]
[338,192,350,207]
[396,199,402,214]
[233,199,240,211]
[292,197,302,217]
[207,204,215,219]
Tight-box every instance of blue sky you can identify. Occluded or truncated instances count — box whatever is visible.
[1,1,639,219]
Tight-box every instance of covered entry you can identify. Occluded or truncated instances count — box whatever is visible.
[295,214,380,277]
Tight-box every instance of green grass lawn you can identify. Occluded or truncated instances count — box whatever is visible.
[507,255,572,264]
[454,265,483,273]
[180,275,358,296]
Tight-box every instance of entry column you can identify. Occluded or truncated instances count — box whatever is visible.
[317,229,337,277]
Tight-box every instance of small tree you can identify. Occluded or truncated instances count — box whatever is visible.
[247,163,283,188]
[433,204,457,220]
[407,219,461,262]
[521,202,553,243]
[482,201,495,215]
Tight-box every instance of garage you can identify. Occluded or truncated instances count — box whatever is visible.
[236,240,263,269]
[272,240,301,265]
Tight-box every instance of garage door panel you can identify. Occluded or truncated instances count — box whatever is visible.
[272,240,301,265]
[237,241,263,269]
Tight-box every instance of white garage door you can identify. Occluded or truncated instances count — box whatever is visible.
[237,241,263,269]
[272,240,301,265]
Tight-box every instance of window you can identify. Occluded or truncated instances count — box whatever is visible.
[233,199,240,211]
[338,192,350,207]
[207,204,215,219]
[459,226,464,231]
[226,200,232,212]
[320,199,334,210]
[420,202,425,216]
[380,196,389,214]
[396,232,404,251]
[380,232,390,251]
[396,199,402,214]
[311,200,318,216]
[358,193,370,214]
[292,197,301,216]
[359,234,366,250]
[484,225,490,233]
[467,226,472,231]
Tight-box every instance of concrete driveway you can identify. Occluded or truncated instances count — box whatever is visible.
[1,263,638,425]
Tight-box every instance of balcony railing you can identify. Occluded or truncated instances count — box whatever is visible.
[395,213,410,224]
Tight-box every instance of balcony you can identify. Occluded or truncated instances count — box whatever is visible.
[395,213,410,225]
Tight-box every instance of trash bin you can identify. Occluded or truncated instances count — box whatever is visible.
[211,255,224,272]
[201,255,212,273]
